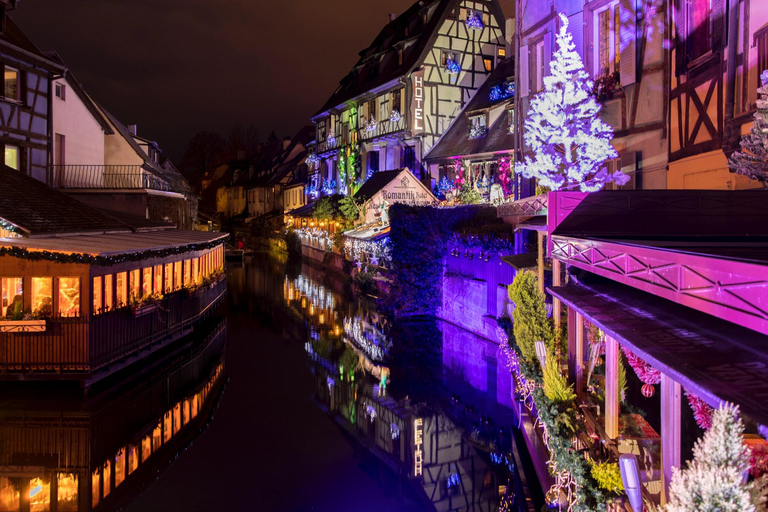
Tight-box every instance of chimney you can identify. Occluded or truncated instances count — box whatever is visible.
[128,124,137,136]
[283,137,291,150]
[389,13,397,22]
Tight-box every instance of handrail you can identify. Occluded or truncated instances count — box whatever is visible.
[51,165,171,191]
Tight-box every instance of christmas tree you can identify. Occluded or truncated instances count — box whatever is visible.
[516,13,628,192]
[728,71,768,187]
[659,403,768,512]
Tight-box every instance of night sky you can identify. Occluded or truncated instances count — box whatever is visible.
[13,0,419,163]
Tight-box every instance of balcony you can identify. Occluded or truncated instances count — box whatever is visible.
[0,277,226,378]
[359,115,405,142]
[316,135,343,155]
[52,165,171,191]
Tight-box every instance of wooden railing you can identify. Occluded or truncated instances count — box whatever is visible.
[0,277,226,376]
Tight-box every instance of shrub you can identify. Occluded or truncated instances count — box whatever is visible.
[457,184,482,204]
[543,353,576,405]
[508,270,554,362]
[590,461,624,495]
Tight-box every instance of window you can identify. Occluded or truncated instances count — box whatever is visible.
[58,277,80,317]
[173,402,182,434]
[93,276,102,314]
[55,82,66,100]
[469,114,488,138]
[498,47,506,59]
[129,269,140,301]
[367,99,377,123]
[163,411,172,443]
[114,451,125,488]
[534,40,545,92]
[0,477,19,511]
[142,268,151,297]
[116,272,127,306]
[183,260,191,285]
[104,274,113,311]
[441,50,459,66]
[391,89,402,115]
[3,66,19,102]
[55,133,65,167]
[594,1,621,77]
[1,277,22,317]
[483,56,494,72]
[31,277,52,316]
[757,27,768,89]
[174,261,182,290]
[688,0,713,62]
[152,422,162,451]
[403,146,417,171]
[57,473,78,512]
[91,469,100,507]
[127,444,138,474]
[164,263,173,292]
[141,434,152,462]
[28,477,50,512]
[192,258,199,283]
[153,265,162,294]
[102,462,111,497]
[5,144,19,170]
[368,151,379,174]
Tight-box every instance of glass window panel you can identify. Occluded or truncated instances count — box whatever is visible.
[163,411,172,443]
[57,473,78,512]
[192,258,199,283]
[101,462,110,497]
[4,145,18,171]
[3,67,18,100]
[152,422,162,451]
[173,403,181,435]
[28,476,50,512]
[91,469,100,508]
[183,260,191,285]
[129,269,140,301]
[598,8,611,75]
[58,277,80,317]
[113,450,125,488]
[0,476,19,512]
[183,399,190,425]
[31,277,52,316]
[141,435,152,463]
[93,276,102,314]
[153,265,162,295]
[164,263,172,292]
[127,444,138,474]
[174,261,182,290]
[104,274,113,311]
[141,268,151,297]
[191,394,199,419]
[116,272,127,307]
[1,277,23,317]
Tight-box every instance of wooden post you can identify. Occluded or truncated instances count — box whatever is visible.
[568,310,585,399]
[604,335,619,439]
[537,231,544,293]
[661,373,682,505]
[552,258,562,330]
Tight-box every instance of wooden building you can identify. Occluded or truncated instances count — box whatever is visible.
[0,165,226,384]
[310,0,507,195]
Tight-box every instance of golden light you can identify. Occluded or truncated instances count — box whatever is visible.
[335,326,341,335]
[309,303,314,315]
[301,298,307,308]
[319,314,324,324]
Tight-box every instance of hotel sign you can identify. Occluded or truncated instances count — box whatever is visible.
[413,417,424,477]
[409,68,425,136]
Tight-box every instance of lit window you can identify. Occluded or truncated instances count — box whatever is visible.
[114,451,125,488]
[5,144,19,170]
[91,469,100,508]
[93,276,103,314]
[57,473,78,511]
[127,444,139,474]
[0,477,19,510]
[164,411,172,443]
[468,114,488,139]
[116,272,128,307]
[141,268,151,297]
[483,57,493,72]
[31,277,52,316]
[129,269,140,301]
[498,47,506,59]
[102,461,111,497]
[192,258,199,283]
[174,261,182,290]
[173,402,182,434]
[3,66,19,101]
[153,265,162,295]
[594,1,621,77]
[184,260,191,285]
[104,274,113,311]
[141,434,152,463]
[1,277,22,318]
[58,277,80,317]
[183,399,191,425]
[152,422,162,451]
[164,263,173,292]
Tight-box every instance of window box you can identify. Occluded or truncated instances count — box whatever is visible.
[0,319,47,333]
[131,303,158,317]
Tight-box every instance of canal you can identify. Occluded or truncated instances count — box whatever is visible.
[0,254,541,512]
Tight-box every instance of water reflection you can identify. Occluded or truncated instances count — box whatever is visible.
[238,254,536,512]
[0,318,227,512]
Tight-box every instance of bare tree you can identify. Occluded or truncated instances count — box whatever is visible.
[180,131,225,184]
[225,123,260,160]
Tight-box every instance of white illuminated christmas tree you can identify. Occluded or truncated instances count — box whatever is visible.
[516,13,628,192]
[728,71,768,187]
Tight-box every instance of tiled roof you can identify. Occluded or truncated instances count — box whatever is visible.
[0,165,131,236]
[353,169,404,200]
[314,0,453,117]
[425,57,515,161]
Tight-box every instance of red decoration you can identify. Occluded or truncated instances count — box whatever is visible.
[641,383,655,398]
[684,389,714,430]
[749,446,768,479]
[622,347,661,386]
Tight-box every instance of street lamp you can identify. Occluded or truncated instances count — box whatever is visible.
[619,453,643,511]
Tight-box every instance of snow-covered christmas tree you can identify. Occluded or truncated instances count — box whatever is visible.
[658,402,768,512]
[728,71,768,187]
[516,13,628,192]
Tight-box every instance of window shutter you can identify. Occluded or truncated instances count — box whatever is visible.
[620,151,637,189]
[567,12,584,61]
[711,0,725,51]
[543,33,553,77]
[674,0,687,75]
[619,0,637,85]
[520,44,530,98]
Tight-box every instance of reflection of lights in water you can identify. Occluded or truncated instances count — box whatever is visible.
[301,298,306,308]
[309,304,314,315]
[319,314,324,324]
[29,484,43,498]
[343,315,390,361]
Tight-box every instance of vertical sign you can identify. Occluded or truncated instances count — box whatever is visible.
[409,68,425,136]
[413,417,424,476]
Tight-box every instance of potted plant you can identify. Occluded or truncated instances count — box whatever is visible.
[130,293,162,317]
[0,300,47,332]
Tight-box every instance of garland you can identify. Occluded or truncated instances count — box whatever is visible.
[621,346,661,385]
[497,156,514,195]
[0,237,228,267]
[684,389,714,430]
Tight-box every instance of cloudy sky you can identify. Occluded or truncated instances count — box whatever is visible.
[14,0,420,162]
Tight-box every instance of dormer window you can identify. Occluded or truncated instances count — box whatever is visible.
[442,51,460,74]
[3,65,19,102]
[468,114,488,139]
[489,80,515,102]
[465,10,484,30]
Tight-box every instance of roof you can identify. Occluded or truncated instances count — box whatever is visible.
[96,104,167,179]
[286,202,315,218]
[314,0,491,117]
[0,230,227,257]
[500,252,538,270]
[0,165,131,236]
[425,57,515,161]
[343,224,391,241]
[549,274,768,426]
[97,209,175,231]
[353,169,405,199]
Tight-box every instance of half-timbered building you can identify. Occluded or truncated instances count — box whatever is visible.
[0,1,63,185]
[311,0,507,195]
[668,0,768,188]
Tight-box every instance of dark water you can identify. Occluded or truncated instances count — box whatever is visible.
[0,255,537,512]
